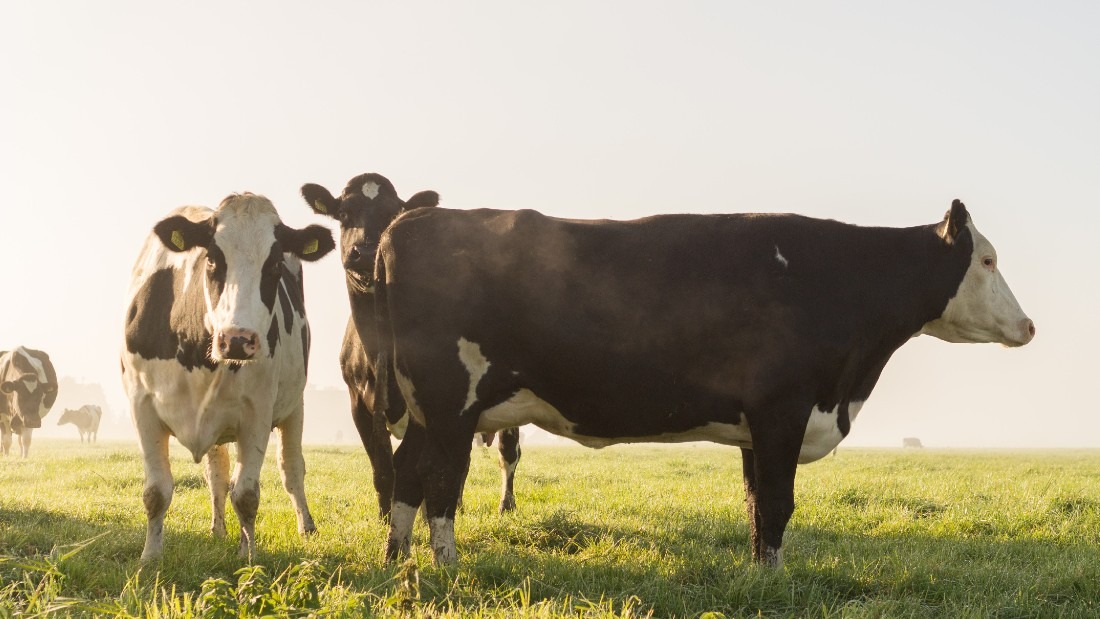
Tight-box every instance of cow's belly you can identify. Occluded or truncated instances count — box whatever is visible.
[123,355,294,457]
[475,389,864,462]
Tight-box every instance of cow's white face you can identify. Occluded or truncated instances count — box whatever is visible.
[921,220,1035,347]
[152,193,335,363]
[204,203,283,361]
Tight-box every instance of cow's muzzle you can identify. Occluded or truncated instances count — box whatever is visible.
[22,414,42,430]
[215,328,261,361]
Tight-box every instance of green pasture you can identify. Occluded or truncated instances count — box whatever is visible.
[1,441,1099,617]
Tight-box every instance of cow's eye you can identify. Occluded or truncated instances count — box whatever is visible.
[206,257,217,271]
[982,256,995,270]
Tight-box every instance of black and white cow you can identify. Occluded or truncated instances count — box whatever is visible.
[372,199,1034,566]
[58,404,103,443]
[0,346,58,458]
[121,193,334,561]
[301,173,523,519]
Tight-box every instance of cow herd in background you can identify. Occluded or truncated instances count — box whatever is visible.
[5,173,1035,569]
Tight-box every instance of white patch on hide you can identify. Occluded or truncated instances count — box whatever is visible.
[362,181,380,199]
[457,338,490,414]
[395,369,424,426]
[799,401,864,464]
[774,246,789,268]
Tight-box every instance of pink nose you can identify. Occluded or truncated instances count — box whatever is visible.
[1020,318,1036,345]
[215,328,260,360]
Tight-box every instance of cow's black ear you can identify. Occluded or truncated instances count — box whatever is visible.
[301,183,341,219]
[276,223,336,262]
[153,215,215,252]
[938,199,970,246]
[405,190,440,211]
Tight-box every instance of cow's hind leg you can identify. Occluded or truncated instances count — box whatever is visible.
[275,408,316,536]
[134,398,173,562]
[497,428,521,513]
[385,421,425,562]
[204,444,231,538]
[420,427,474,565]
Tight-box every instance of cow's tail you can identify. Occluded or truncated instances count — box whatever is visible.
[371,242,405,431]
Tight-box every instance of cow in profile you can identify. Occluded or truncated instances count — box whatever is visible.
[122,192,334,561]
[373,199,1034,566]
[58,405,103,443]
[902,437,924,448]
[0,347,58,458]
[300,173,523,520]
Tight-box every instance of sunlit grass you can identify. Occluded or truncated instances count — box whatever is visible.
[1,441,1099,617]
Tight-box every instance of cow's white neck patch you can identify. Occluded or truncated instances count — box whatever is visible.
[774,246,789,268]
[457,338,490,414]
[362,181,380,199]
[799,401,864,463]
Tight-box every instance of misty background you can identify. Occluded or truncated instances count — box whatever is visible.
[3,2,1098,449]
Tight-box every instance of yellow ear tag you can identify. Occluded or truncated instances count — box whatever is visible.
[314,200,327,214]
[303,238,319,255]
[171,230,186,250]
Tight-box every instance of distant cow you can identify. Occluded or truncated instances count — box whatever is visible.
[301,173,523,520]
[373,199,1034,566]
[58,405,103,443]
[0,347,58,458]
[902,437,924,448]
[121,193,334,561]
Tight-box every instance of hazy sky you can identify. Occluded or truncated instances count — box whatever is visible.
[2,2,1097,448]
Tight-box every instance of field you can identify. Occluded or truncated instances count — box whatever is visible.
[1,441,1099,618]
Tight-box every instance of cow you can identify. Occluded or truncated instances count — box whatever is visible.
[58,405,103,443]
[300,173,523,519]
[372,199,1034,566]
[121,192,334,561]
[0,347,58,458]
[902,437,924,448]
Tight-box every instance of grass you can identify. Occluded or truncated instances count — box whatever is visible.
[1,441,1099,617]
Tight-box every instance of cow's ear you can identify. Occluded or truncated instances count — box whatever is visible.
[405,190,440,211]
[301,183,340,219]
[938,199,970,246]
[276,223,336,262]
[153,215,215,252]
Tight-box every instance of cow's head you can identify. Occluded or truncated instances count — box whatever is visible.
[300,173,438,279]
[920,200,1035,347]
[152,193,335,362]
[58,408,75,426]
[0,371,47,430]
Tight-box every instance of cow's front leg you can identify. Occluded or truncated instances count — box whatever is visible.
[351,390,395,521]
[740,447,764,560]
[204,444,231,538]
[231,428,269,561]
[18,428,32,458]
[496,428,521,513]
[745,421,803,568]
[275,407,316,536]
[134,400,173,562]
[385,421,425,562]
[1,424,11,456]
[420,429,474,566]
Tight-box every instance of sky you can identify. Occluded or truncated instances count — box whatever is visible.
[1,1,1097,448]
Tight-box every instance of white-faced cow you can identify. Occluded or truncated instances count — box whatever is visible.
[373,199,1034,566]
[0,347,58,458]
[121,193,334,561]
[58,404,103,443]
[300,173,523,519]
